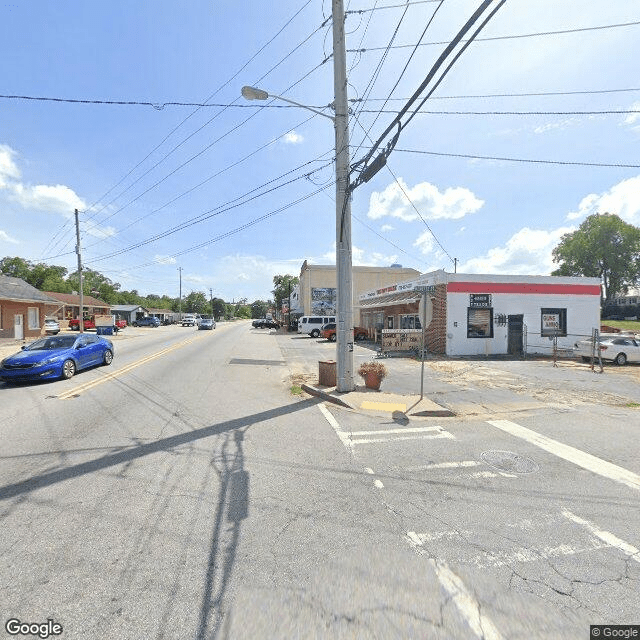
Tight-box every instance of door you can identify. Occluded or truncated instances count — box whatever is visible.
[507,314,523,355]
[14,314,23,340]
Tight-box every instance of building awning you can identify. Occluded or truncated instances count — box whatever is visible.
[359,291,421,308]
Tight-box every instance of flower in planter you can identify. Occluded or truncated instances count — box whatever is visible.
[357,361,388,381]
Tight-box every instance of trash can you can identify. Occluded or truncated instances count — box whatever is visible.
[96,326,113,336]
[318,360,337,387]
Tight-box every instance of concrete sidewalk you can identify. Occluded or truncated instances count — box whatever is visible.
[301,382,455,417]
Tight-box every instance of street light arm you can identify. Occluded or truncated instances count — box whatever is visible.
[241,85,334,122]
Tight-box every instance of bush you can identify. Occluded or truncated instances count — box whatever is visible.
[357,361,388,381]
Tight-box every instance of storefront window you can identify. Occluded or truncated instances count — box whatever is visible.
[387,316,394,329]
[467,308,493,338]
[400,315,422,329]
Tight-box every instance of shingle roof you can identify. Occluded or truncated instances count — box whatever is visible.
[44,291,110,307]
[0,275,60,304]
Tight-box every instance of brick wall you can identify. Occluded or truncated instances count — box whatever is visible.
[0,301,46,339]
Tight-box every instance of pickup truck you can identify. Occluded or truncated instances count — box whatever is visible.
[69,316,127,331]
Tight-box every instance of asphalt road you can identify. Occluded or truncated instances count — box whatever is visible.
[1,322,638,639]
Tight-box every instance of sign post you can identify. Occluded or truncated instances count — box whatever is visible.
[415,286,431,400]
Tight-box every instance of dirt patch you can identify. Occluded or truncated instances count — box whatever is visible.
[425,360,634,407]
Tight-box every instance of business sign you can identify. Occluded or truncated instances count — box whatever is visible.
[469,293,491,308]
[542,312,561,333]
[381,329,424,352]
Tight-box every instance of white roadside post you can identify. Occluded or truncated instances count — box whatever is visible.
[415,286,433,400]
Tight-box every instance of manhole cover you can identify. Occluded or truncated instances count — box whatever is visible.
[480,450,539,474]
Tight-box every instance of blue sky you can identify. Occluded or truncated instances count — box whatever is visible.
[1,0,639,302]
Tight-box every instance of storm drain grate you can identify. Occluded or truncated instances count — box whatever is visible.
[229,358,286,366]
[480,450,539,474]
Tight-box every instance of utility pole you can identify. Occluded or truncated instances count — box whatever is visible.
[454,258,458,273]
[74,208,84,334]
[178,267,183,320]
[333,0,354,392]
[209,288,213,319]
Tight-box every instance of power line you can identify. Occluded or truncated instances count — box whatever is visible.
[394,147,640,168]
[355,108,640,115]
[346,0,442,13]
[87,188,327,270]
[44,2,319,256]
[85,158,334,262]
[351,0,506,188]
[354,87,640,100]
[10,88,640,113]
[347,20,640,52]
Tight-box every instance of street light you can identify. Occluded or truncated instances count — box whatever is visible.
[241,86,335,122]
[241,27,355,393]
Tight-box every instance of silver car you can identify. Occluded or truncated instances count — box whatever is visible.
[198,318,216,330]
[574,335,640,365]
[44,318,60,335]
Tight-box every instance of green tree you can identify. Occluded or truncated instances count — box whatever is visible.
[210,297,226,318]
[250,300,269,319]
[183,291,209,315]
[0,256,31,281]
[272,274,299,311]
[552,213,640,304]
[0,256,68,291]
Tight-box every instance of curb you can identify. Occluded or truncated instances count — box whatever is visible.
[300,384,353,409]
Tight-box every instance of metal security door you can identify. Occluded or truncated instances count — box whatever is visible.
[507,314,523,355]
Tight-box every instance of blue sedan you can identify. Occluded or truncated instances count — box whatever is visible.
[0,334,114,383]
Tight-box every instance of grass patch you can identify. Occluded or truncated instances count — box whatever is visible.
[625,401,640,408]
[602,320,640,332]
[290,385,304,396]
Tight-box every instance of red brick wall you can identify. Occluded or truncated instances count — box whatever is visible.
[0,301,46,339]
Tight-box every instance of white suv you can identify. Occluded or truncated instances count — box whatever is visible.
[181,315,197,327]
[298,315,336,338]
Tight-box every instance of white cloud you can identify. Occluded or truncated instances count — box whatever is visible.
[380,224,394,232]
[0,229,19,244]
[10,183,86,214]
[414,230,434,255]
[367,178,483,222]
[154,254,177,265]
[460,226,574,275]
[321,242,397,267]
[623,102,640,126]
[533,118,579,134]
[567,176,640,225]
[0,145,21,186]
[283,131,303,144]
[0,144,87,215]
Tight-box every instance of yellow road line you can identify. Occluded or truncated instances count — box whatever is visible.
[57,336,201,400]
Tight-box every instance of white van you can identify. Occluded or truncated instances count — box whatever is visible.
[298,315,336,338]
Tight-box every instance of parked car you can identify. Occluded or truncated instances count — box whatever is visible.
[44,318,60,335]
[298,315,336,338]
[252,318,279,329]
[198,318,216,330]
[132,316,160,327]
[0,334,114,382]
[182,315,197,327]
[320,323,368,342]
[574,335,640,365]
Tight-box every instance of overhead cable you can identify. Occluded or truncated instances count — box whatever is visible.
[347,20,640,52]
[351,0,506,189]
